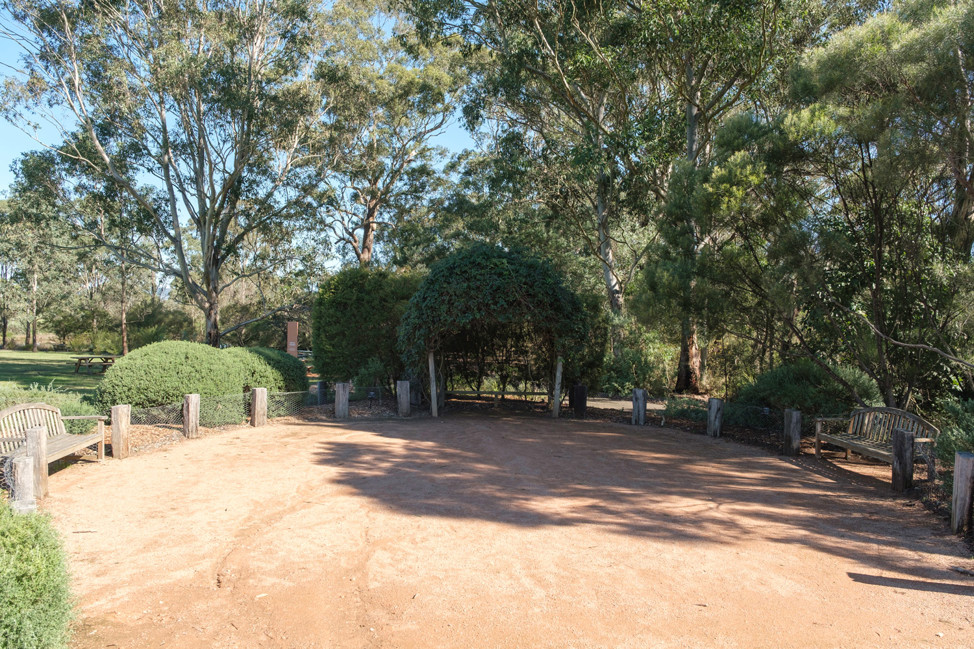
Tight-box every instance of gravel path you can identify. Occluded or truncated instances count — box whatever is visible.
[45,413,974,649]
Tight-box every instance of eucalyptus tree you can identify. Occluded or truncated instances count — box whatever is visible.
[407,0,678,315]
[316,0,468,267]
[1,0,332,346]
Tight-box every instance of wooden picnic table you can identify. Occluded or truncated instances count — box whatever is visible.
[71,355,119,374]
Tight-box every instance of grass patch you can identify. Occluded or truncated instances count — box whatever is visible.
[0,351,104,398]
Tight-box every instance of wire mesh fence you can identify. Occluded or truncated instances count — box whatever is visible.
[267,390,318,418]
[131,403,183,428]
[199,392,251,428]
[661,397,805,452]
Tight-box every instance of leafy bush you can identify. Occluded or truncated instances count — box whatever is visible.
[664,397,707,421]
[0,502,73,649]
[732,360,881,416]
[933,398,974,464]
[313,268,421,386]
[0,383,98,434]
[601,327,678,397]
[94,341,247,409]
[222,347,308,393]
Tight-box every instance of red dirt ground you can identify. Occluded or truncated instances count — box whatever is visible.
[43,413,974,649]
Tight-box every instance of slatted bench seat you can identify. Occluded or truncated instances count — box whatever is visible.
[815,407,939,478]
[0,403,107,496]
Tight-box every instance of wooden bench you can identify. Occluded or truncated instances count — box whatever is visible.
[815,407,939,478]
[0,403,107,496]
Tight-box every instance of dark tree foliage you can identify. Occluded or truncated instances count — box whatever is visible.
[397,244,593,391]
[312,268,422,387]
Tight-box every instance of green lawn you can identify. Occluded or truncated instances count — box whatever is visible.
[0,350,105,397]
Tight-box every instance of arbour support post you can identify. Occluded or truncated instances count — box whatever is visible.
[428,351,438,418]
[552,357,563,419]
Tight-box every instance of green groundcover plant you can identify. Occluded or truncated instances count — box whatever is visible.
[0,502,73,649]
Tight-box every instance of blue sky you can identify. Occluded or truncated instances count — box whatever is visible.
[0,32,476,194]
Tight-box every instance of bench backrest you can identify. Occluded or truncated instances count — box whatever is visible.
[847,407,939,444]
[0,403,66,455]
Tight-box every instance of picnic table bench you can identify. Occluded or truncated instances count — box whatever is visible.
[71,354,118,374]
[0,403,107,497]
[815,407,940,479]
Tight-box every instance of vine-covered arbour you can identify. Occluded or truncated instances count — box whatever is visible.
[398,244,593,411]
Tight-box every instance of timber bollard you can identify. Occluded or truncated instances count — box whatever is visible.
[10,456,36,514]
[335,382,350,419]
[952,452,974,534]
[397,380,411,417]
[707,398,723,438]
[892,428,915,493]
[183,394,200,439]
[783,409,802,456]
[251,388,268,427]
[573,384,587,419]
[631,389,647,426]
[26,425,47,497]
[552,357,563,419]
[111,404,131,459]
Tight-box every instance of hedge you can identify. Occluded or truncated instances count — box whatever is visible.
[223,347,309,393]
[0,503,73,649]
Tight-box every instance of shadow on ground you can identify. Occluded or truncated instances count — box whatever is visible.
[286,412,968,585]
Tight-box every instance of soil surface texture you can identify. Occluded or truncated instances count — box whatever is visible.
[45,413,974,649]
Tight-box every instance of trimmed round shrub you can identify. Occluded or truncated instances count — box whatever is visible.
[733,360,881,416]
[94,341,247,409]
[222,347,308,393]
[0,503,73,649]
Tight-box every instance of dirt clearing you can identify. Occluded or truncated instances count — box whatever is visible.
[44,413,973,649]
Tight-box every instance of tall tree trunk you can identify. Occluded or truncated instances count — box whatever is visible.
[674,65,704,392]
[359,202,378,267]
[120,259,129,355]
[597,171,624,314]
[1,315,7,349]
[23,320,30,349]
[30,268,38,353]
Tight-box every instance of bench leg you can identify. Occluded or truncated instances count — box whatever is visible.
[96,421,105,461]
[845,448,851,460]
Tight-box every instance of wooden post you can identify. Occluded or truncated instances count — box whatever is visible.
[251,388,268,427]
[183,394,200,439]
[428,351,438,418]
[335,382,350,419]
[316,380,326,406]
[573,384,587,419]
[10,456,36,514]
[111,404,131,459]
[891,428,915,493]
[783,409,802,456]
[707,398,723,438]
[397,380,411,417]
[951,452,974,534]
[631,389,647,426]
[286,321,299,357]
[552,357,563,418]
[26,425,47,498]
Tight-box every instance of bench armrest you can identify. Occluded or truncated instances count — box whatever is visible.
[61,415,109,421]
[814,417,847,423]
[914,437,935,444]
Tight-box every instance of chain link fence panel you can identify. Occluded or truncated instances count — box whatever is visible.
[199,392,251,428]
[267,390,317,418]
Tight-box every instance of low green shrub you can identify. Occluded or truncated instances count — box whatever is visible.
[0,383,98,434]
[933,398,974,464]
[230,347,308,393]
[663,397,707,422]
[732,360,881,416]
[0,502,73,649]
[94,341,247,409]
